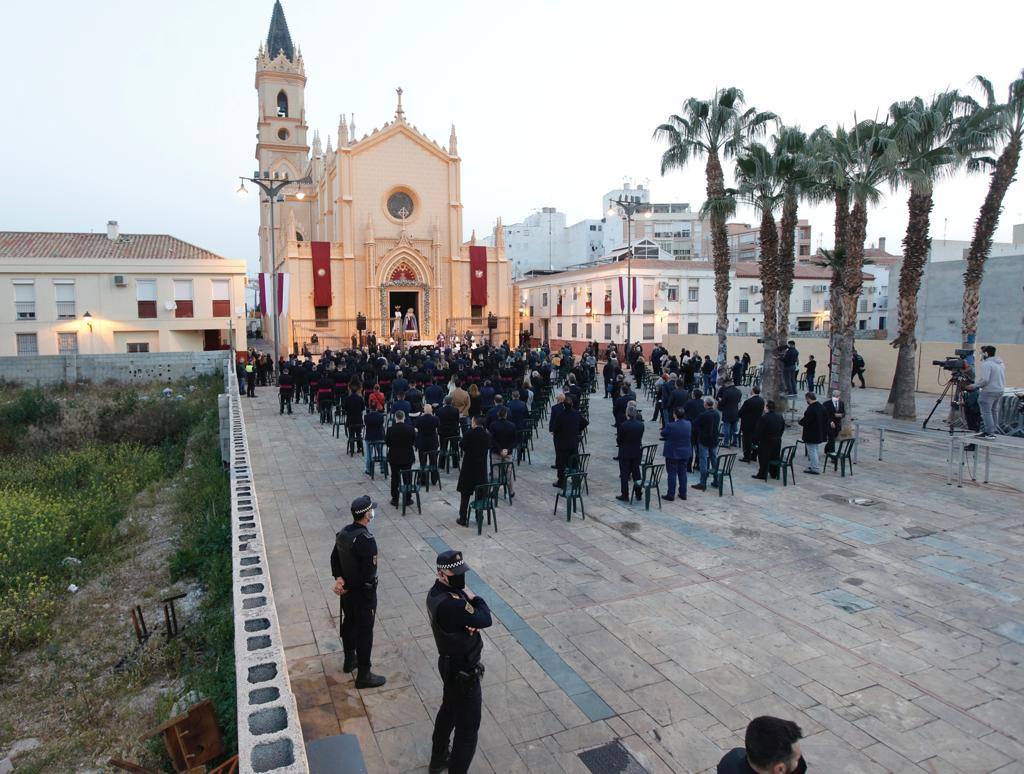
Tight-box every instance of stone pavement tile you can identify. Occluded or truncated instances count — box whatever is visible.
[586,677,640,716]
[297,703,342,741]
[328,682,367,722]
[515,739,567,773]
[374,718,436,773]
[845,685,935,731]
[693,664,772,706]
[794,655,875,696]
[538,735,593,774]
[503,709,564,745]
[630,681,707,726]
[688,689,748,732]
[969,698,1024,740]
[910,693,993,737]
[538,687,590,729]
[853,717,972,763]
[361,684,429,732]
[338,715,384,767]
[483,678,549,723]
[652,658,711,695]
[852,639,931,676]
[477,744,529,774]
[619,734,677,774]
[641,719,723,774]
[800,730,886,773]
[930,735,1013,773]
[733,696,823,737]
[803,704,876,749]
[291,674,332,710]
[509,658,559,694]
[908,666,992,709]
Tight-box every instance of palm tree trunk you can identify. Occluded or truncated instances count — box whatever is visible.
[961,135,1021,350]
[839,199,868,421]
[757,208,781,404]
[706,152,731,380]
[827,189,849,396]
[888,189,932,419]
[777,194,798,339]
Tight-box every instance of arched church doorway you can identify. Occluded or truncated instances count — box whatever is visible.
[389,290,420,339]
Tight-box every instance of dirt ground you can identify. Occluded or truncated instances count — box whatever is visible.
[0,478,203,773]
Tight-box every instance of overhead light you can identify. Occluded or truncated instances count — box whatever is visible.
[82,310,92,319]
[236,182,249,198]
[295,191,305,200]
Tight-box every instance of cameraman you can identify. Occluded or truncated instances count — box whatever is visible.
[964,345,1006,439]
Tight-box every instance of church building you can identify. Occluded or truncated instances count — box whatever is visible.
[253,1,513,355]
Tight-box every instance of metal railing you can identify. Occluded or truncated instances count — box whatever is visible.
[55,301,76,319]
[15,301,35,319]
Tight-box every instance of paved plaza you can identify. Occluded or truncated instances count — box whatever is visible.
[244,383,1024,773]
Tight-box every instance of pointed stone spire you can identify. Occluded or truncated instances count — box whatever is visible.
[470,229,477,246]
[325,135,333,155]
[266,0,295,61]
[395,87,405,122]
[338,113,349,146]
[495,217,505,249]
[312,129,322,158]
[350,113,356,140]
[449,124,458,155]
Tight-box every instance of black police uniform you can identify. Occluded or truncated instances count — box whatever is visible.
[427,553,492,774]
[330,507,385,687]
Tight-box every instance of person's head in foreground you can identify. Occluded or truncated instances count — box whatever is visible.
[718,715,805,774]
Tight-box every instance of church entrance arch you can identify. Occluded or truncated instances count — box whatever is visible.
[379,255,430,338]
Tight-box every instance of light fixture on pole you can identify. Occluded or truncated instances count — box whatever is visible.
[606,198,649,348]
[235,172,312,360]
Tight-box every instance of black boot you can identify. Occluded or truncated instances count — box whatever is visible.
[428,746,451,773]
[355,666,386,689]
[342,650,357,674]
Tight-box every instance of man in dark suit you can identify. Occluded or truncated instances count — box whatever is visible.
[437,396,461,440]
[611,380,636,460]
[799,392,829,474]
[753,401,786,480]
[616,404,645,502]
[823,389,845,454]
[550,396,588,488]
[738,385,765,462]
[363,405,385,475]
[456,416,491,526]
[716,378,742,447]
[506,390,529,432]
[344,384,366,438]
[664,379,689,424]
[391,392,412,422]
[660,407,692,501]
[415,404,441,483]
[424,381,445,409]
[682,389,704,424]
[385,410,417,506]
[692,397,721,491]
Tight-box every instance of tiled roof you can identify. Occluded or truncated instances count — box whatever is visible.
[0,232,229,261]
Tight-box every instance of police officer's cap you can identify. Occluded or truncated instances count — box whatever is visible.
[351,495,377,518]
[436,549,469,575]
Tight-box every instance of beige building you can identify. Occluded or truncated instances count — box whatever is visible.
[0,224,247,356]
[252,1,514,355]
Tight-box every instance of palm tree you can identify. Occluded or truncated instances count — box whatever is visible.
[655,89,775,379]
[773,127,810,349]
[733,142,789,403]
[885,91,975,419]
[961,71,1024,351]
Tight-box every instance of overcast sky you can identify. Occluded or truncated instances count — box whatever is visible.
[4,0,1023,273]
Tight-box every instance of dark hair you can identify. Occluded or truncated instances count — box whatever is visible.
[745,716,802,769]
[766,400,776,412]
[805,392,817,401]
[752,385,761,394]
[692,389,703,400]
[498,407,509,420]
[674,407,686,420]
[982,345,996,357]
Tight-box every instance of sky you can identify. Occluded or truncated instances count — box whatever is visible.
[4,0,1023,274]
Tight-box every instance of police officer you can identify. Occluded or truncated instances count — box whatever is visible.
[330,495,386,689]
[427,550,492,774]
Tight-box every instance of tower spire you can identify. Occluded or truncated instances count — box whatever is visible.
[395,87,405,122]
[266,0,295,61]
[339,113,349,146]
[449,124,458,155]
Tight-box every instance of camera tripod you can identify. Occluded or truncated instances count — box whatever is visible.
[922,373,971,433]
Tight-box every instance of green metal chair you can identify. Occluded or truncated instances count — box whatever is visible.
[418,450,442,492]
[825,438,855,477]
[439,435,460,473]
[490,459,516,502]
[346,425,363,456]
[554,472,586,522]
[641,444,659,466]
[332,410,344,439]
[567,452,590,494]
[368,441,387,480]
[398,468,421,515]
[515,430,532,465]
[470,482,500,535]
[766,445,797,486]
[631,463,664,510]
[714,452,737,496]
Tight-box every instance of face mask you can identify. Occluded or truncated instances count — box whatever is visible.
[447,574,466,590]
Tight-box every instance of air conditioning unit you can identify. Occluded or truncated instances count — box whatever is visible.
[749,285,761,294]
[165,300,178,311]
[113,275,127,287]
[867,287,876,294]
[812,284,827,293]
[658,281,668,290]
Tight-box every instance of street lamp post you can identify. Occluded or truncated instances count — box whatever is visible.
[606,198,650,352]
[236,172,308,361]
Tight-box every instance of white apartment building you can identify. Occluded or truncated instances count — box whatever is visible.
[0,223,248,356]
[727,220,813,262]
[515,257,878,348]
[484,208,603,276]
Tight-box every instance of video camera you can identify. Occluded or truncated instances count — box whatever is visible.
[932,348,974,374]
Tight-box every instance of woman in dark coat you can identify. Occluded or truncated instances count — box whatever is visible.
[456,416,491,526]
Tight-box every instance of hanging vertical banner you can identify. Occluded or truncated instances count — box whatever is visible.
[469,246,487,306]
[632,275,638,312]
[258,273,290,315]
[258,273,268,317]
[618,276,625,312]
[278,272,290,316]
[311,241,332,307]
[617,276,638,312]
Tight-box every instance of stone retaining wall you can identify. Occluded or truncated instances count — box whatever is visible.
[226,366,309,773]
[0,351,230,385]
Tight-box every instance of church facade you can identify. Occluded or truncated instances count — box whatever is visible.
[253,1,514,355]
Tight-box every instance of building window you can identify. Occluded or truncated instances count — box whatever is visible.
[212,279,231,317]
[14,281,35,320]
[556,323,562,337]
[604,323,612,340]
[688,287,699,302]
[57,332,78,354]
[878,316,886,330]
[667,286,679,302]
[529,323,534,335]
[529,305,534,317]
[738,322,748,335]
[315,306,329,328]
[571,323,578,338]
[16,333,38,355]
[667,323,679,335]
[585,323,592,339]
[541,292,548,307]
[127,342,150,353]
[137,279,157,318]
[797,320,813,332]
[643,323,655,340]
[858,319,867,330]
[859,299,868,313]
[54,281,76,319]
[802,299,812,313]
[174,279,194,318]
[687,322,699,334]
[739,299,749,314]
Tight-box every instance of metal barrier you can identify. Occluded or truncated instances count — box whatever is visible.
[225,364,309,773]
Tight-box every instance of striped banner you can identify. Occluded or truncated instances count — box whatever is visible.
[617,276,637,312]
[258,273,290,316]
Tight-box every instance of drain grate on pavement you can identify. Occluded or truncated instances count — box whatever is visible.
[578,740,648,774]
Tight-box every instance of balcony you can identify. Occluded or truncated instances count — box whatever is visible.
[56,301,76,319]
[15,302,35,320]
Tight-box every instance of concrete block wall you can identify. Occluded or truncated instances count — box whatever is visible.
[227,366,309,773]
[0,351,231,386]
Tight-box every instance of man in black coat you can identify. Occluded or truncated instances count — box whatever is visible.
[550,396,588,488]
[437,396,462,441]
[344,385,366,437]
[385,410,417,507]
[753,401,786,480]
[415,404,441,482]
[603,357,619,398]
[616,404,645,502]
[823,389,845,454]
[363,406,385,476]
[798,392,829,474]
[456,417,491,526]
[738,386,765,462]
[716,378,742,447]
[692,397,721,491]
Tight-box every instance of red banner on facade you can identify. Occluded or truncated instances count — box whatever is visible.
[469,246,487,307]
[311,241,332,307]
